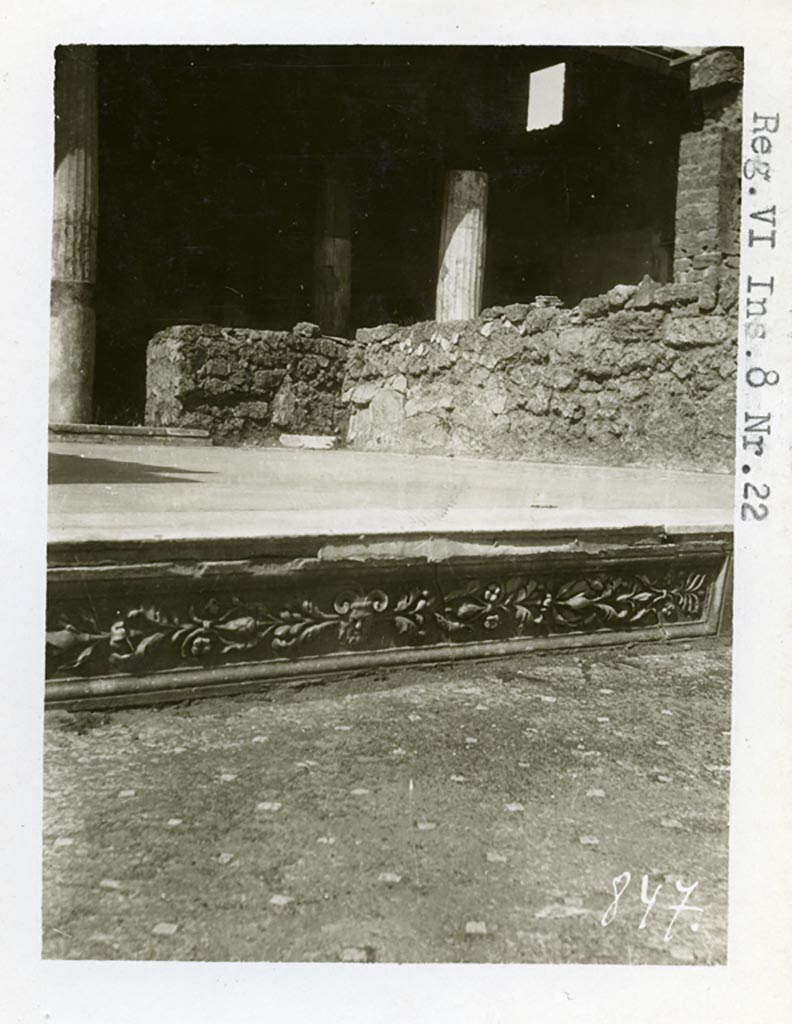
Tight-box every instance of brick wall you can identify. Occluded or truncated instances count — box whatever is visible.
[673,48,743,315]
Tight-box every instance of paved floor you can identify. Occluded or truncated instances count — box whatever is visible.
[43,638,730,964]
[48,442,734,544]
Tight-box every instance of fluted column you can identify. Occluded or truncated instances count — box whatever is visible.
[50,45,98,423]
[313,158,351,337]
[435,170,488,322]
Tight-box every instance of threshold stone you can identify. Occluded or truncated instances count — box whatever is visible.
[279,433,337,450]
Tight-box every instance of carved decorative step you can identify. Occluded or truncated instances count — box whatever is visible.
[46,530,731,709]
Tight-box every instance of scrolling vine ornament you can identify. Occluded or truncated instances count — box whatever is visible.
[436,572,708,636]
[46,570,710,679]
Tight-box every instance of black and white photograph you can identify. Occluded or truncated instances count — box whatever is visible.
[43,41,738,964]
[1,2,791,1021]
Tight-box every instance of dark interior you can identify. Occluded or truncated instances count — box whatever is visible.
[93,45,688,423]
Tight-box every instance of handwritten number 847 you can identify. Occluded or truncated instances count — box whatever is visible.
[601,871,702,942]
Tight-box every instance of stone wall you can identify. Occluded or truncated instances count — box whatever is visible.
[146,323,349,444]
[342,280,737,471]
[342,50,742,473]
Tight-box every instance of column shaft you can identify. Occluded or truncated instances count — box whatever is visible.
[435,170,488,322]
[313,160,351,336]
[50,45,98,423]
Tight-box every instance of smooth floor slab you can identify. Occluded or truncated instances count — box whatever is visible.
[48,442,735,545]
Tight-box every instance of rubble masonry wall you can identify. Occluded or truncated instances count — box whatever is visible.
[342,280,737,471]
[145,323,349,444]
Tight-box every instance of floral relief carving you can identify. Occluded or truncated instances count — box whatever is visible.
[45,568,712,680]
[436,572,709,637]
[46,587,435,677]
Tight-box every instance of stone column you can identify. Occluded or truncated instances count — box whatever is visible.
[313,159,351,337]
[50,45,98,423]
[435,170,488,322]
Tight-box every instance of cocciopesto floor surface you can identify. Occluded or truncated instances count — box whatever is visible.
[42,637,731,964]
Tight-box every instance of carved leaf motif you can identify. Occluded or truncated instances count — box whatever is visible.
[46,626,98,651]
[559,591,597,611]
[454,600,485,621]
[272,619,335,651]
[133,631,170,657]
[435,613,467,636]
[394,615,420,637]
[72,642,106,670]
[216,615,259,638]
[505,577,527,597]
[109,630,169,665]
[513,603,540,626]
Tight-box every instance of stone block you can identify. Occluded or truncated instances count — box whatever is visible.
[482,386,509,416]
[346,403,372,444]
[616,343,661,375]
[718,273,739,312]
[205,357,231,378]
[652,283,699,308]
[355,323,400,344]
[521,331,552,363]
[692,252,722,270]
[621,380,647,402]
[556,326,598,359]
[690,49,743,92]
[671,357,693,380]
[203,377,235,397]
[549,364,576,391]
[663,317,727,348]
[368,388,405,438]
[279,434,337,449]
[697,268,720,313]
[404,393,440,417]
[292,321,321,338]
[508,364,540,388]
[608,310,663,345]
[466,364,492,387]
[503,303,531,323]
[251,369,283,392]
[628,275,659,309]
[606,284,637,310]
[582,340,620,379]
[402,411,448,449]
[349,381,380,407]
[235,401,270,421]
[578,294,609,319]
[521,308,558,335]
[525,385,551,415]
[551,396,584,421]
[250,349,281,369]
